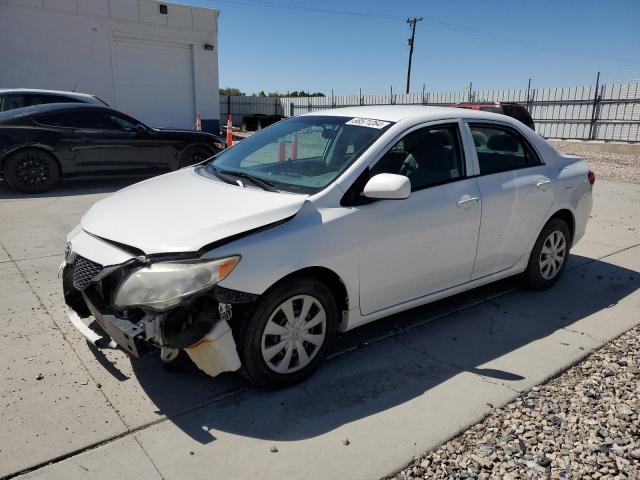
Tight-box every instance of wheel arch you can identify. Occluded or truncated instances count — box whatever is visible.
[1,145,62,174]
[261,266,349,321]
[548,208,575,245]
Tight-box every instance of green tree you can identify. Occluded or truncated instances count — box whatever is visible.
[219,87,246,96]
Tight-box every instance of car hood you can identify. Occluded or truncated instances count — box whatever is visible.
[81,168,307,255]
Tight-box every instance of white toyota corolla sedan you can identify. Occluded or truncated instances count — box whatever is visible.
[62,106,594,388]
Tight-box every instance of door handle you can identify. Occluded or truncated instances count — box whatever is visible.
[457,196,479,207]
[536,179,552,190]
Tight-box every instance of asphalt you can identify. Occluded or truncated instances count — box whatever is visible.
[0,177,638,480]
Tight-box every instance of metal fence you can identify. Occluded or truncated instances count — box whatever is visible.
[220,81,640,142]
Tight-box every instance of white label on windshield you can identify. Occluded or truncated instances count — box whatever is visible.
[345,117,390,129]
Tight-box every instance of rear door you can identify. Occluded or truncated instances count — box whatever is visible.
[465,121,555,279]
[67,109,166,174]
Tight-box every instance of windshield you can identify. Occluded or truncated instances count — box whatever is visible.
[206,115,392,194]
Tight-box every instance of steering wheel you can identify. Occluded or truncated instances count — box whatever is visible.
[400,155,418,177]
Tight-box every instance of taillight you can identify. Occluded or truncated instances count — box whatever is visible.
[588,170,595,186]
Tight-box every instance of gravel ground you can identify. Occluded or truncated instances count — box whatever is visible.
[392,326,640,480]
[553,144,640,184]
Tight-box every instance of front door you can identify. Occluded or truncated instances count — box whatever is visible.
[356,122,482,315]
[68,109,165,174]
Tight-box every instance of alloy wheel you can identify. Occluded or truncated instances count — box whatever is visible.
[260,294,326,374]
[14,153,51,188]
[539,230,567,280]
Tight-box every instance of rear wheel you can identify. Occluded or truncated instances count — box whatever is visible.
[524,218,570,290]
[4,149,61,193]
[237,278,339,388]
[179,145,214,168]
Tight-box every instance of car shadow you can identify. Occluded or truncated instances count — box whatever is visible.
[126,254,638,444]
[0,176,153,199]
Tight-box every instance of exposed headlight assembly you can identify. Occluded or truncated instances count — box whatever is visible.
[114,256,240,311]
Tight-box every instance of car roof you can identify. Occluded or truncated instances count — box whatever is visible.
[0,88,97,100]
[0,102,112,122]
[301,105,519,124]
[455,102,522,106]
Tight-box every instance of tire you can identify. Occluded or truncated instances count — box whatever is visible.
[4,149,61,193]
[237,278,340,388]
[179,145,214,168]
[523,218,571,290]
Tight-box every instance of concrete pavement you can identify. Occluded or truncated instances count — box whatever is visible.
[0,178,638,479]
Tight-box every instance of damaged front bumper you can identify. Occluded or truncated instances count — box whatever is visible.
[62,253,246,378]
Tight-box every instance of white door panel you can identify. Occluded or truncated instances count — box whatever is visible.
[358,178,481,315]
[472,167,555,279]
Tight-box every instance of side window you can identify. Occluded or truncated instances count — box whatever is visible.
[469,124,541,175]
[107,113,138,131]
[370,124,465,191]
[40,95,81,105]
[35,112,72,127]
[1,94,28,111]
[66,110,127,130]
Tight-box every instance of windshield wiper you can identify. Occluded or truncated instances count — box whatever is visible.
[209,165,238,186]
[217,169,279,192]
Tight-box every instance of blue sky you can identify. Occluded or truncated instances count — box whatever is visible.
[185,0,640,95]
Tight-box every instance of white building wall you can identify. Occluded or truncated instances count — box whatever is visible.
[0,0,221,131]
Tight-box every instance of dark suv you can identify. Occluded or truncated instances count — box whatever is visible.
[0,89,108,112]
[453,102,535,130]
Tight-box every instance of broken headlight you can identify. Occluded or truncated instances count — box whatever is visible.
[113,256,240,311]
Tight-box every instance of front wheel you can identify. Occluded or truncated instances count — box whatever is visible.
[237,278,339,388]
[523,218,571,290]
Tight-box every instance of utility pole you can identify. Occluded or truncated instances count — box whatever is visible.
[405,17,423,94]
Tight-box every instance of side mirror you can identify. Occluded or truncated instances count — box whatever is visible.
[363,173,411,200]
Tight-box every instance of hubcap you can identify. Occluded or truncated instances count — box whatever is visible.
[14,154,50,186]
[261,294,326,374]
[539,230,567,280]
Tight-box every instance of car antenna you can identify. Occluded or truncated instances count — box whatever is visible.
[72,85,77,92]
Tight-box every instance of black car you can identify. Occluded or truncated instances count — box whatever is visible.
[0,103,225,193]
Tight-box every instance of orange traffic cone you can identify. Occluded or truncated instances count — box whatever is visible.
[195,113,202,131]
[226,115,233,147]
[291,133,298,160]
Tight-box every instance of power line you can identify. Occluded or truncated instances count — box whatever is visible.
[406,17,423,94]
[204,0,639,66]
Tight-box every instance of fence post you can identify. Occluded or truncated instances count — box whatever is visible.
[227,95,231,118]
[290,102,294,117]
[526,78,532,111]
[588,71,601,140]
[275,97,279,116]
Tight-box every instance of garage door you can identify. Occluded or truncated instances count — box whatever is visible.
[113,37,195,129]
